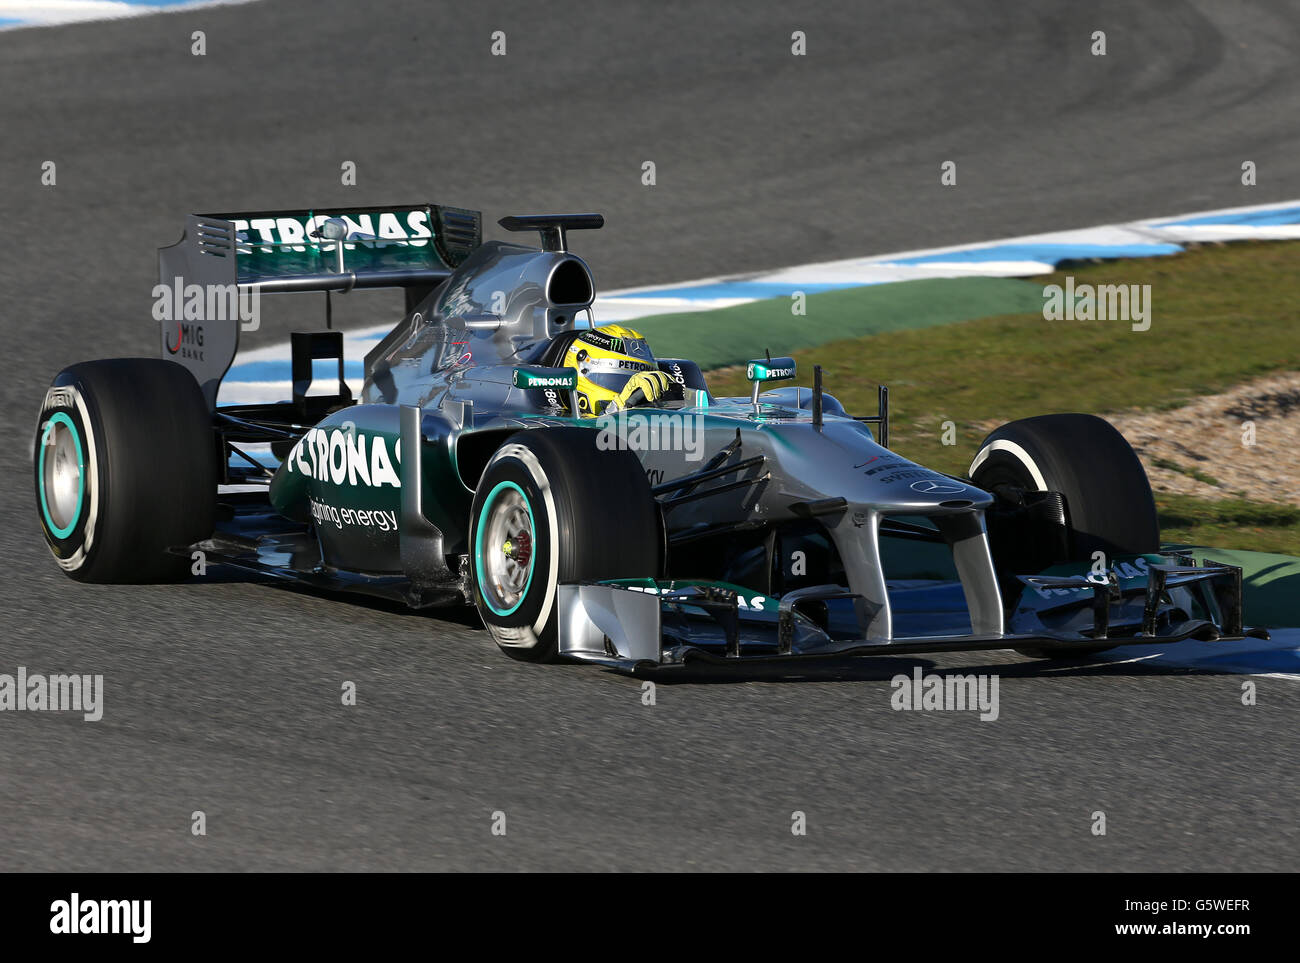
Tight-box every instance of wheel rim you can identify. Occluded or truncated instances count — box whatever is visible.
[475,481,536,616]
[38,412,85,539]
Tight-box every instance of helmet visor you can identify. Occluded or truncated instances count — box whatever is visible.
[579,356,656,393]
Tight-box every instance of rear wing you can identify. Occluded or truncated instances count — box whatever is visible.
[157,204,481,407]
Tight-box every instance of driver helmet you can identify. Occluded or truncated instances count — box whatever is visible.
[561,324,657,416]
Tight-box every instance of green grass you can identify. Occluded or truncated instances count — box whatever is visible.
[633,276,1049,369]
[1150,456,1222,488]
[707,242,1300,480]
[1157,493,1300,556]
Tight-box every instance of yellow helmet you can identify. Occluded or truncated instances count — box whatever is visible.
[562,324,665,416]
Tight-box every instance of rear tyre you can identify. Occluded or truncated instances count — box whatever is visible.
[469,428,661,662]
[34,359,217,582]
[969,413,1158,659]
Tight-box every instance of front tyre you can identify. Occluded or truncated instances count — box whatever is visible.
[970,413,1158,559]
[34,359,217,582]
[469,428,661,662]
[969,413,1159,660]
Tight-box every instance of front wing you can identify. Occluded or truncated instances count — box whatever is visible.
[556,555,1269,671]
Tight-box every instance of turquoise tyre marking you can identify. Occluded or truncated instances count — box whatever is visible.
[474,480,536,617]
[38,411,85,539]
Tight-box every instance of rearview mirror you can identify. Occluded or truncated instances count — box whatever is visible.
[512,366,577,390]
[746,356,796,409]
[745,357,796,383]
[513,366,578,413]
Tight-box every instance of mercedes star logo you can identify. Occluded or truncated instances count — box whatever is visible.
[910,478,967,495]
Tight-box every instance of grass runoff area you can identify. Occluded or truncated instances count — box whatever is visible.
[693,242,1300,555]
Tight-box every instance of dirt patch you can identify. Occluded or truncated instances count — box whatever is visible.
[975,372,1300,506]
[1097,373,1300,506]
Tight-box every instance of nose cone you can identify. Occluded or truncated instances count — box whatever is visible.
[772,420,993,514]
[892,474,991,512]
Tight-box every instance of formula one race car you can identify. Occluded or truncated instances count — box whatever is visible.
[32,202,1268,669]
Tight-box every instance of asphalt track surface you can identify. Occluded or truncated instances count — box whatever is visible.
[2,0,1300,871]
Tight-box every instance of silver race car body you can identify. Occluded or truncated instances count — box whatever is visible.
[35,202,1264,671]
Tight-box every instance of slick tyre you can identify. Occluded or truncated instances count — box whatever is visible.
[969,413,1158,660]
[34,359,217,582]
[469,428,662,662]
